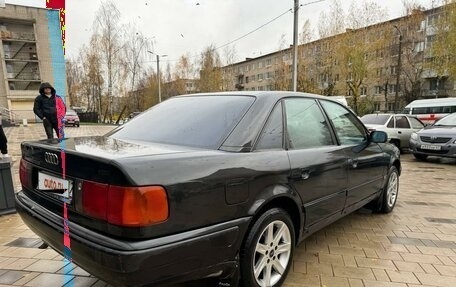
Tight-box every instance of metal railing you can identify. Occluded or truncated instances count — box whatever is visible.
[0,107,20,126]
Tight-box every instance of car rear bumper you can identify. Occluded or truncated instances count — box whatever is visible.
[15,191,250,287]
[409,140,456,158]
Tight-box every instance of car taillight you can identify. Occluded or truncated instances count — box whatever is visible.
[108,186,169,226]
[81,181,109,220]
[19,159,32,189]
[80,181,168,227]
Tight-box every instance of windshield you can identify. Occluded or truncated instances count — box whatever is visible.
[66,111,77,116]
[108,95,255,149]
[360,114,391,125]
[434,113,456,126]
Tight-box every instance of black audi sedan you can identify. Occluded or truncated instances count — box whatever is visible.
[16,92,400,287]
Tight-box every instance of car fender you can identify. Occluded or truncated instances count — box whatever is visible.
[247,184,305,241]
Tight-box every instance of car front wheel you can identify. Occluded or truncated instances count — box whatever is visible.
[381,166,399,213]
[240,208,295,287]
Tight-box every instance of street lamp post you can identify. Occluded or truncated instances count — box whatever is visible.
[147,51,167,103]
[292,0,326,92]
[393,25,402,112]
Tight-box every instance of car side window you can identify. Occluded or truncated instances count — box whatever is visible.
[387,117,394,128]
[284,98,334,149]
[256,102,283,150]
[408,117,425,129]
[320,100,367,145]
[395,116,410,128]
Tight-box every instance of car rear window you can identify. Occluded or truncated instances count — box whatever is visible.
[360,114,391,125]
[108,95,255,149]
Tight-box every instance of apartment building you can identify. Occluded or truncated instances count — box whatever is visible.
[223,5,455,112]
[0,4,65,122]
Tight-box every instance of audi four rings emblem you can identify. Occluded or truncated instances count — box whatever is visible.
[44,152,59,165]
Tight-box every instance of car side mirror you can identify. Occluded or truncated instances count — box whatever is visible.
[370,131,388,143]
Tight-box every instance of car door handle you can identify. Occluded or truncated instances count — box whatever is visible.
[348,159,358,169]
[398,131,402,134]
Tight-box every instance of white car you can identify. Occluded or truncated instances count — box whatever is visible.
[361,113,425,150]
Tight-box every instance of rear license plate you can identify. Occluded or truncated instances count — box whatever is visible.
[37,172,73,202]
[420,144,441,150]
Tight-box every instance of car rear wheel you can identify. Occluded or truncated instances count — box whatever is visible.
[413,153,428,161]
[240,208,295,287]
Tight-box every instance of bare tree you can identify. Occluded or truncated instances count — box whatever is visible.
[66,57,82,107]
[94,0,124,122]
[299,19,314,44]
[222,44,238,91]
[122,24,152,111]
[318,0,345,38]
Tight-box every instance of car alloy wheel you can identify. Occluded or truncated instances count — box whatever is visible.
[253,220,292,287]
[240,208,295,287]
[386,170,398,208]
[380,166,399,213]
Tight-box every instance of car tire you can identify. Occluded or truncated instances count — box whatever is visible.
[240,208,295,287]
[379,166,399,213]
[413,153,428,161]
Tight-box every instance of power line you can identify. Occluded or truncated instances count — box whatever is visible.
[142,7,294,63]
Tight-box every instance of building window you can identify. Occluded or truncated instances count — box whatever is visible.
[374,102,381,111]
[245,65,249,72]
[258,61,264,69]
[360,87,367,95]
[245,76,249,83]
[388,84,397,93]
[414,41,425,52]
[266,72,273,79]
[251,75,256,81]
[266,59,272,66]
[387,102,395,111]
[335,74,339,82]
[390,66,397,75]
[375,86,382,94]
[258,73,264,81]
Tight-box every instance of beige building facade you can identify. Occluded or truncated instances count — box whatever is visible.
[223,5,455,113]
[0,4,64,122]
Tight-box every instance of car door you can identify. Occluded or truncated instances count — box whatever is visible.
[283,98,348,228]
[319,100,387,209]
[394,115,413,146]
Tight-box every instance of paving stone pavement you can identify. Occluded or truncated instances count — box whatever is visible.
[1,124,456,286]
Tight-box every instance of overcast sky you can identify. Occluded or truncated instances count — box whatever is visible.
[6,0,440,67]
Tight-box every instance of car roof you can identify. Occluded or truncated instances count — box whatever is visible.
[175,91,343,103]
[363,113,411,117]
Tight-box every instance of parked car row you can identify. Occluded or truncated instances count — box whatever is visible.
[361,111,456,161]
[360,113,424,151]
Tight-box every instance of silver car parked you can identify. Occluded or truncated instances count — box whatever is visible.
[361,113,425,150]
[409,112,456,160]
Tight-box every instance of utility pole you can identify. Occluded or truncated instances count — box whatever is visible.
[394,25,402,112]
[156,54,161,103]
[292,0,299,92]
[147,51,167,103]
